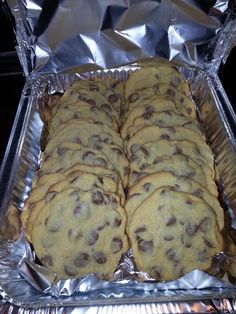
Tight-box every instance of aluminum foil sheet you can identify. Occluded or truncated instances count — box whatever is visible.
[0,63,236,312]
[5,0,234,76]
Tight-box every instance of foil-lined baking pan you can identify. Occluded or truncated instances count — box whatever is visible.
[0,62,236,312]
[5,0,233,75]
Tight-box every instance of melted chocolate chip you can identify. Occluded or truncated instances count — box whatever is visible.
[135,226,147,233]
[138,239,153,252]
[64,265,78,276]
[167,88,175,97]
[57,147,67,156]
[170,76,181,87]
[151,266,161,279]
[97,221,110,230]
[91,191,104,205]
[197,248,208,262]
[143,183,151,192]
[82,151,95,161]
[164,235,174,241]
[128,93,139,103]
[41,255,53,267]
[111,147,123,155]
[96,158,108,167]
[87,230,99,245]
[160,134,170,140]
[101,103,112,114]
[113,217,121,227]
[87,99,96,106]
[140,147,149,157]
[166,216,176,226]
[199,217,209,233]
[130,143,139,154]
[97,176,104,185]
[186,223,198,236]
[193,189,203,198]
[174,146,183,155]
[181,234,191,248]
[74,253,90,267]
[166,248,179,262]
[203,237,214,248]
[108,94,119,104]
[185,199,193,205]
[94,252,107,264]
[111,237,123,253]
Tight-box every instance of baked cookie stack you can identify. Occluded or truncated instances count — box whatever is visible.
[122,65,224,281]
[21,78,129,280]
[20,64,224,282]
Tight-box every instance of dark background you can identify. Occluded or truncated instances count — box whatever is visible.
[0,4,235,167]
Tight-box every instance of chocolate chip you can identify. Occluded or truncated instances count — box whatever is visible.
[160,134,170,140]
[197,248,208,262]
[139,163,148,171]
[46,220,62,232]
[185,199,193,205]
[74,203,90,219]
[101,103,112,114]
[89,82,99,91]
[151,266,161,279]
[128,93,139,103]
[174,146,183,155]
[193,189,203,198]
[142,112,153,120]
[140,147,149,157]
[87,99,96,106]
[46,191,58,202]
[111,237,123,253]
[82,151,95,161]
[96,158,108,167]
[91,191,104,205]
[164,235,174,241]
[166,248,179,262]
[41,255,53,267]
[64,265,78,276]
[143,183,151,192]
[186,223,198,236]
[167,88,175,97]
[108,94,119,104]
[57,147,67,156]
[199,217,209,233]
[135,226,147,233]
[181,234,191,248]
[68,229,82,239]
[94,252,107,264]
[166,216,176,226]
[74,253,90,267]
[111,147,123,155]
[153,157,162,164]
[130,143,139,154]
[113,217,121,227]
[203,237,214,248]
[97,176,104,185]
[87,231,99,245]
[170,76,181,87]
[163,110,172,116]
[97,221,110,230]
[138,239,153,252]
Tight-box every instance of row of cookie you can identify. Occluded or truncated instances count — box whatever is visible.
[121,66,224,280]
[21,78,130,280]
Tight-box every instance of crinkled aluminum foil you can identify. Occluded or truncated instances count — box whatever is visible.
[0,63,236,313]
[5,0,234,75]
